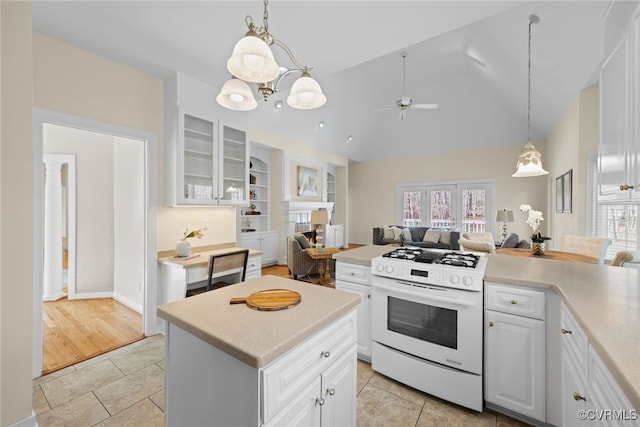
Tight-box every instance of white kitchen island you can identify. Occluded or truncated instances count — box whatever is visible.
[157,275,360,427]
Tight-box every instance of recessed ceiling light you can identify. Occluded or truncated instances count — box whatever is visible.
[347,135,353,142]
[274,100,283,109]
[318,121,325,128]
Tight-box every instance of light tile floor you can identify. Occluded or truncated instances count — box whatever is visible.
[34,335,530,426]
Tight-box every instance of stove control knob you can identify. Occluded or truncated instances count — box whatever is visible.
[385,265,394,274]
[449,274,460,284]
[376,264,384,272]
[462,276,473,286]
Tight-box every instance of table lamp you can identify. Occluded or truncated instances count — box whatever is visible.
[496,209,514,244]
[310,209,329,251]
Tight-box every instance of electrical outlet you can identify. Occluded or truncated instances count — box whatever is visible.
[202,219,208,230]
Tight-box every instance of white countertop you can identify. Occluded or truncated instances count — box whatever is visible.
[157,275,360,368]
[486,253,640,411]
[332,245,396,265]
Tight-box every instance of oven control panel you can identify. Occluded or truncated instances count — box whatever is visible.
[372,259,484,292]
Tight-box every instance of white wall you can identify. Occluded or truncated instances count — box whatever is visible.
[348,142,549,245]
[1,2,34,425]
[156,207,237,251]
[44,123,116,294]
[113,136,145,312]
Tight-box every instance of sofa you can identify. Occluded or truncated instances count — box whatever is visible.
[372,225,460,250]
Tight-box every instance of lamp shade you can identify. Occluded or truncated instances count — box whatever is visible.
[227,35,280,83]
[310,209,329,225]
[496,209,514,223]
[216,78,258,111]
[512,142,549,177]
[287,75,327,109]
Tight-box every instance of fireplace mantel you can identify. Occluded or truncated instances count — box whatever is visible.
[281,200,334,264]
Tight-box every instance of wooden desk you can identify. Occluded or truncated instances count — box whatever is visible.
[305,247,343,287]
[496,248,599,264]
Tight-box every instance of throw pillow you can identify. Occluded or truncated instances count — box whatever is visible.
[439,230,451,245]
[293,232,311,249]
[501,233,519,248]
[400,228,412,242]
[382,225,395,240]
[391,226,403,241]
[423,229,442,243]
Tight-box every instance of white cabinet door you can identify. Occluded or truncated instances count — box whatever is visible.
[218,121,249,205]
[321,346,357,427]
[240,234,261,251]
[260,232,279,265]
[485,309,545,421]
[335,279,371,360]
[599,32,633,200]
[561,353,587,427]
[264,376,321,427]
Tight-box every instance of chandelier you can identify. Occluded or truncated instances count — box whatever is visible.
[216,0,327,111]
[512,14,548,178]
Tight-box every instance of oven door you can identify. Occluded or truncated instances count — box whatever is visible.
[372,275,483,374]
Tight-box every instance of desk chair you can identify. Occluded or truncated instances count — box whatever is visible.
[559,235,611,265]
[207,249,249,291]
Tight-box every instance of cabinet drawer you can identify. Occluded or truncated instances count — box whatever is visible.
[186,266,208,284]
[485,283,545,319]
[560,302,588,375]
[336,262,370,285]
[247,255,261,273]
[261,311,357,424]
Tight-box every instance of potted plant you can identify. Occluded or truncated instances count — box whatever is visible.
[520,205,551,255]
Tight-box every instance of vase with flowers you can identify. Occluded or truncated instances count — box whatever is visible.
[519,204,551,255]
[175,228,204,257]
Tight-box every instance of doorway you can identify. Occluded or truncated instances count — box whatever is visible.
[33,109,159,378]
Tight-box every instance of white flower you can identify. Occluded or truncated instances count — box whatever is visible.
[520,204,532,212]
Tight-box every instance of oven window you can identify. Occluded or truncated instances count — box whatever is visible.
[387,296,458,349]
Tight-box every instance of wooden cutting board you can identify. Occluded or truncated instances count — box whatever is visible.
[229,289,301,311]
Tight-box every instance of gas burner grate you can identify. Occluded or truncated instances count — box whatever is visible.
[382,247,425,260]
[436,252,480,269]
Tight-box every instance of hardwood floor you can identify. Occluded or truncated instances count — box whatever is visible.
[42,297,144,375]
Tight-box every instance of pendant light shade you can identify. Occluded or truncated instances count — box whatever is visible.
[287,74,327,109]
[513,14,548,178]
[512,142,548,177]
[227,35,280,83]
[216,78,258,111]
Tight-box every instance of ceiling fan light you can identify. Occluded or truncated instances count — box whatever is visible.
[512,142,549,177]
[227,35,280,83]
[287,75,326,109]
[216,78,258,111]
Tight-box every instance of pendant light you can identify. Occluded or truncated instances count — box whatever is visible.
[513,14,548,178]
[217,0,326,111]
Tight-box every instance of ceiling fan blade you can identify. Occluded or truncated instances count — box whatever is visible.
[374,106,396,112]
[399,109,406,120]
[410,103,439,110]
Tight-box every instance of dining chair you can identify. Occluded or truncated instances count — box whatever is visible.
[458,232,496,254]
[610,250,640,269]
[559,235,611,264]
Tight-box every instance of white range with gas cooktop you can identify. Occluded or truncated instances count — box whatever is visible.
[370,247,487,412]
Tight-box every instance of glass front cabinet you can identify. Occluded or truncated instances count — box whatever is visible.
[168,108,248,206]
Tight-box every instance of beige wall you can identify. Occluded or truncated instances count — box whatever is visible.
[1,2,34,425]
[348,142,549,245]
[545,85,599,246]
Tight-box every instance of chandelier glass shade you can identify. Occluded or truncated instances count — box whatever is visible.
[513,14,548,178]
[217,0,326,111]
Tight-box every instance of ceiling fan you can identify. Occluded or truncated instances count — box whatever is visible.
[378,52,438,120]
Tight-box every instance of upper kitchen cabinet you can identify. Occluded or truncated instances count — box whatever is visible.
[164,72,249,206]
[599,5,640,200]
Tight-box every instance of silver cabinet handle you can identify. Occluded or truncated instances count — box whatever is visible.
[316,398,325,406]
[573,392,586,402]
[510,300,518,304]
[489,321,494,327]
[327,388,335,396]
[322,351,330,358]
[367,294,371,299]
[561,328,572,335]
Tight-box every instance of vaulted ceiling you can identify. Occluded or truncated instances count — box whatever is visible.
[32,1,610,161]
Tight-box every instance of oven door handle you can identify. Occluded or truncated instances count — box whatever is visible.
[374,283,477,307]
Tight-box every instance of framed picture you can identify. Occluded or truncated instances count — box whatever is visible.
[562,169,572,213]
[293,163,322,201]
[556,176,564,213]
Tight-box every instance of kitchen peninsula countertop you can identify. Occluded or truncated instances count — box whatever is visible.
[332,245,395,265]
[157,275,359,368]
[486,253,640,411]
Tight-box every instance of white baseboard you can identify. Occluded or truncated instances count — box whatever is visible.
[69,291,113,300]
[112,292,143,314]
[8,410,37,427]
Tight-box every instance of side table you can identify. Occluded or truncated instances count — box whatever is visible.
[304,247,342,287]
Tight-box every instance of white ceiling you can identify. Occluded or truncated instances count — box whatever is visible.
[31,1,611,161]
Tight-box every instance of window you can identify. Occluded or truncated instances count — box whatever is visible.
[397,181,494,234]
